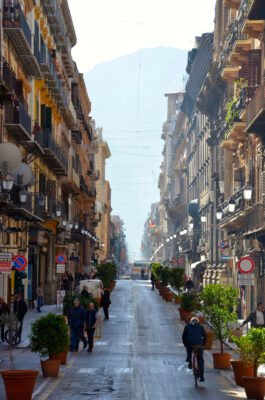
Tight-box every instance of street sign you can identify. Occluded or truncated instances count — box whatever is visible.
[12,255,27,271]
[56,264,65,273]
[238,257,255,274]
[221,255,234,259]
[259,253,265,278]
[177,257,185,264]
[0,253,12,273]
[56,254,66,264]
[219,241,229,252]
[170,256,177,264]
[238,273,255,286]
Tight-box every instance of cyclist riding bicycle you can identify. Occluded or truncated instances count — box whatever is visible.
[182,316,207,382]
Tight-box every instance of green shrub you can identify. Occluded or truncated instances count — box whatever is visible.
[180,291,199,313]
[201,284,239,353]
[233,328,265,377]
[97,262,116,288]
[63,292,99,316]
[169,268,184,291]
[29,313,69,358]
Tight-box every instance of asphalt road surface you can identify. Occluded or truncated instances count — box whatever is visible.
[1,280,246,399]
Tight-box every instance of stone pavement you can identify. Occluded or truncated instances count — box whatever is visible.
[0,304,61,350]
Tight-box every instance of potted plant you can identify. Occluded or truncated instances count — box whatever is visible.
[97,262,116,291]
[201,284,239,369]
[230,334,255,387]
[29,313,69,376]
[180,292,197,322]
[0,312,38,400]
[234,328,265,399]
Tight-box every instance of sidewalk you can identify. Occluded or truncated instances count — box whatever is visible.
[0,304,61,349]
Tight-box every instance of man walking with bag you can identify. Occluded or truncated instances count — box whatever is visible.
[85,302,99,352]
[68,298,87,352]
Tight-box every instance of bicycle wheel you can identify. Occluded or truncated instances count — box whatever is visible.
[193,354,199,388]
[4,330,20,346]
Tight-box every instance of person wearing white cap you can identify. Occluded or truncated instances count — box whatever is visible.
[182,317,207,382]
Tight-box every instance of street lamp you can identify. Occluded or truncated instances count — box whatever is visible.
[62,219,67,227]
[216,210,223,220]
[173,234,177,239]
[166,238,170,242]
[55,204,62,217]
[38,193,45,207]
[243,185,253,200]
[201,215,206,223]
[170,235,173,240]
[81,228,85,234]
[189,223,194,230]
[2,175,14,191]
[74,222,79,230]
[69,221,73,229]
[19,188,28,203]
[228,199,236,213]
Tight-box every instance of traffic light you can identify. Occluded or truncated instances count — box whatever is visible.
[14,269,27,294]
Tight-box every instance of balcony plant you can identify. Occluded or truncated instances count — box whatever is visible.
[29,313,69,377]
[233,329,265,399]
[0,312,38,400]
[201,284,239,369]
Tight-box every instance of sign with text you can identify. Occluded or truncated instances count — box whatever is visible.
[56,264,65,274]
[238,273,255,286]
[259,252,265,278]
[0,252,12,273]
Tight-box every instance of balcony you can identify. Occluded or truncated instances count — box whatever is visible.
[61,40,74,78]
[218,189,246,231]
[4,101,32,141]
[246,82,265,134]
[80,175,89,197]
[224,0,240,9]
[41,0,56,15]
[245,202,265,235]
[243,20,264,39]
[89,169,100,181]
[34,130,68,176]
[182,237,193,253]
[71,130,82,145]
[164,192,186,215]
[1,187,43,222]
[61,169,80,194]
[3,5,41,78]
[62,101,77,130]
[221,62,241,82]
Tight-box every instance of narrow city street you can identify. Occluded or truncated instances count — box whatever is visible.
[1,280,246,400]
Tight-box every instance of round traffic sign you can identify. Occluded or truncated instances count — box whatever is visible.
[13,255,27,271]
[56,254,66,264]
[238,257,255,274]
[219,241,228,252]
[170,256,177,264]
[177,256,185,265]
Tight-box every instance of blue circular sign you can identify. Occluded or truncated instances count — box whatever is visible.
[13,255,27,271]
[56,254,66,264]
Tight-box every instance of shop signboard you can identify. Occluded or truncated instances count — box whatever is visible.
[0,252,12,273]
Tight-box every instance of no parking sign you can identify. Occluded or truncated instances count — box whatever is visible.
[13,255,27,271]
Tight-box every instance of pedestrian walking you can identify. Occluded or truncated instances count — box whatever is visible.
[150,272,155,290]
[68,298,87,352]
[81,285,90,298]
[36,283,44,312]
[185,277,194,291]
[182,316,207,382]
[13,294,27,337]
[101,288,111,320]
[241,302,265,328]
[85,302,99,352]
[141,268,145,280]
[0,297,9,342]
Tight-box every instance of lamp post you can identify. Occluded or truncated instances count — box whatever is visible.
[228,199,236,213]
[243,185,253,200]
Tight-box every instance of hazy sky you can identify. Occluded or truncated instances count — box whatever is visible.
[69,0,215,72]
[68,0,215,261]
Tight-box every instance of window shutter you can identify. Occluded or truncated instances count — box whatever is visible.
[248,50,261,87]
[261,172,265,197]
[239,63,248,80]
[39,174,46,194]
[16,79,23,98]
[45,107,52,132]
[41,104,46,129]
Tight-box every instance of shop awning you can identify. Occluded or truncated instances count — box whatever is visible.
[191,260,205,270]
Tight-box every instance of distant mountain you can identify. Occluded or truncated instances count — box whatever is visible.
[84,47,188,259]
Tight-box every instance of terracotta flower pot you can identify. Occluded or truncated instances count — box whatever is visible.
[1,369,38,400]
[198,316,204,325]
[175,297,181,304]
[204,331,214,349]
[242,376,265,400]
[51,351,68,365]
[231,359,254,387]
[166,293,173,302]
[213,353,232,369]
[41,359,60,377]
[183,313,196,323]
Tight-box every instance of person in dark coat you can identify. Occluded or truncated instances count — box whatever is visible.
[150,272,155,290]
[141,268,145,280]
[81,286,90,298]
[13,294,27,337]
[101,288,111,320]
[182,317,207,382]
[85,302,99,352]
[241,303,265,328]
[185,277,194,291]
[68,298,87,352]
[0,297,9,342]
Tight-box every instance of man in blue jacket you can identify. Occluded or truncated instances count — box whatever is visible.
[85,302,99,352]
[68,298,87,352]
[182,317,207,382]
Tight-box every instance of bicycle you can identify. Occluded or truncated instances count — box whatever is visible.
[4,321,22,347]
[192,346,202,388]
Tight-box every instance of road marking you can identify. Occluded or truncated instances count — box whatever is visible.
[116,368,133,373]
[36,373,65,400]
[77,367,133,374]
[77,368,97,374]
[32,379,52,398]
[94,341,108,345]
[121,342,133,345]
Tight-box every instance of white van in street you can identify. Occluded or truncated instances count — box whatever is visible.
[79,279,103,302]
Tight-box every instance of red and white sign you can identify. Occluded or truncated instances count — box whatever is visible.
[12,255,27,271]
[56,254,66,264]
[0,261,12,273]
[170,256,177,264]
[177,257,185,265]
[238,257,255,274]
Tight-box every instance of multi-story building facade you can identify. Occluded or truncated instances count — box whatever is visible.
[0,0,111,305]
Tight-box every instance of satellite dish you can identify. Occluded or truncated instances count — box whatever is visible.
[0,142,22,173]
[10,163,33,186]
